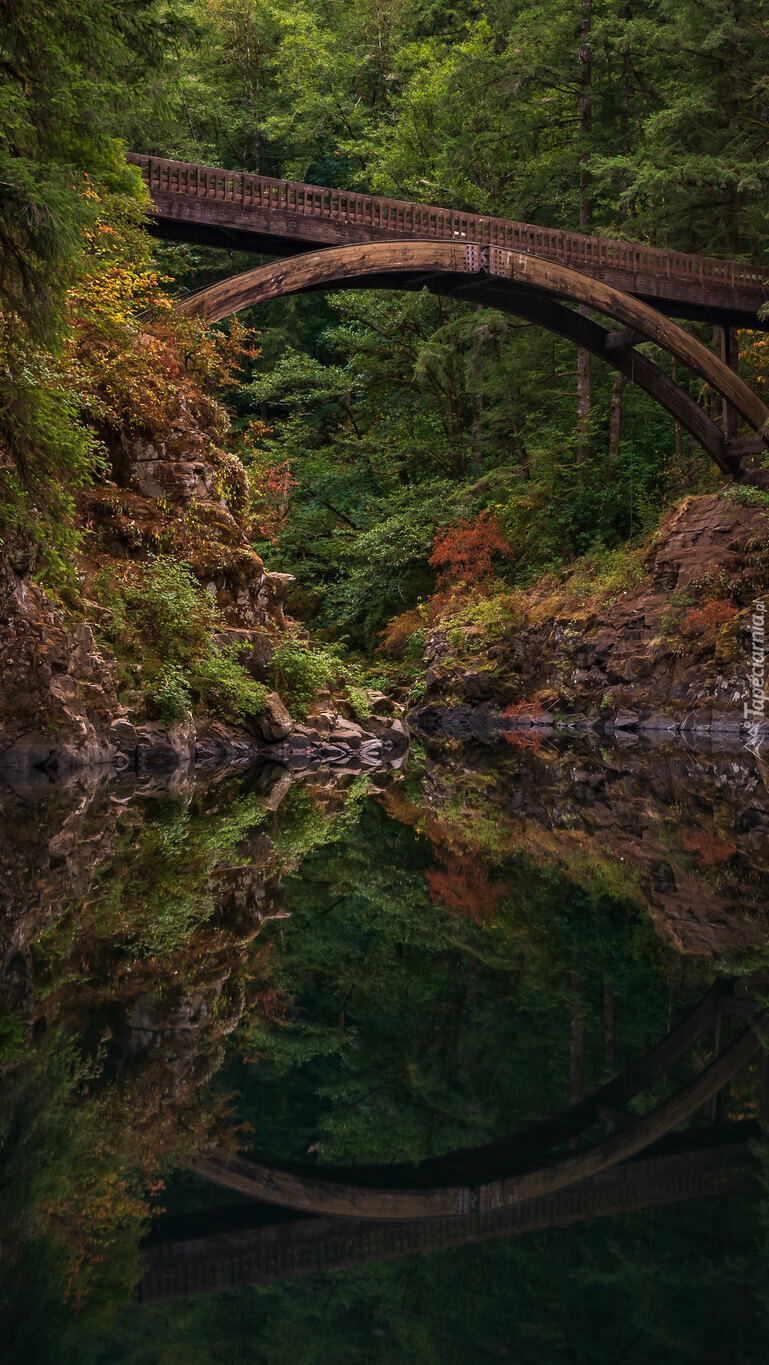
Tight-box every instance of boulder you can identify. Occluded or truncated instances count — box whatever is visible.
[639,711,677,733]
[212,628,275,680]
[613,710,639,730]
[245,691,292,743]
[365,690,397,717]
[460,669,495,700]
[327,721,366,749]
[135,720,195,770]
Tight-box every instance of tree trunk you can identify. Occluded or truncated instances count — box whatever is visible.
[470,304,484,475]
[579,0,593,229]
[471,390,483,474]
[577,340,592,467]
[718,324,740,444]
[570,972,584,1147]
[603,977,616,1070]
[608,374,626,474]
[577,0,593,466]
[620,3,634,219]
[512,418,530,480]
[729,0,741,254]
[670,355,683,477]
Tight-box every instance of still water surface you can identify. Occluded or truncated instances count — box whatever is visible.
[2,736,769,1363]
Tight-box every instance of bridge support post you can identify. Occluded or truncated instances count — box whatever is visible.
[761,1050,769,1123]
[717,325,740,446]
[709,1005,730,1123]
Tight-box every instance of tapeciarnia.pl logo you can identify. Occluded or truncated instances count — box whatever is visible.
[744,599,766,755]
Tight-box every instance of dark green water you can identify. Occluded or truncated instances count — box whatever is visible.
[2,738,769,1363]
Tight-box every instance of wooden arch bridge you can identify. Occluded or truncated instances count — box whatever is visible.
[140,978,767,1301]
[129,153,769,476]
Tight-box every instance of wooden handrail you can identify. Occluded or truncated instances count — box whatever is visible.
[126,153,769,301]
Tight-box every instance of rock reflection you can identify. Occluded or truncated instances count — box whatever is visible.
[415,735,769,957]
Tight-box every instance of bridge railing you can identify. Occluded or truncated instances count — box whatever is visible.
[127,154,769,299]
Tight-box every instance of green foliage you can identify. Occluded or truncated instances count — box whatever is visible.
[266,776,372,862]
[242,290,714,643]
[222,787,704,1176]
[403,629,426,661]
[266,635,370,717]
[130,556,213,657]
[0,364,101,590]
[267,639,342,712]
[138,0,766,647]
[722,484,769,511]
[193,649,269,723]
[0,1013,24,1067]
[0,0,186,572]
[4,733,769,1355]
[0,1025,148,1326]
[8,0,763,638]
[0,0,172,338]
[145,667,191,726]
[90,789,268,956]
[319,482,456,646]
[345,685,372,721]
[562,542,648,604]
[95,558,267,723]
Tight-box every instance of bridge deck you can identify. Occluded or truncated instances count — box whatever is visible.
[128,154,769,326]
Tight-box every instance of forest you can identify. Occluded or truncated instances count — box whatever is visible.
[4,3,769,1356]
[4,0,769,668]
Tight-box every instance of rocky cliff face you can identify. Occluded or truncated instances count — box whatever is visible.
[0,536,122,772]
[413,493,769,743]
[0,396,407,774]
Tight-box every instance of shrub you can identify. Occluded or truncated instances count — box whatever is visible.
[721,484,769,510]
[379,608,425,658]
[404,628,426,661]
[346,686,372,721]
[131,558,214,658]
[192,651,269,722]
[95,557,267,725]
[426,854,508,925]
[564,543,646,603]
[680,600,738,637]
[146,666,191,726]
[267,639,345,716]
[429,509,514,586]
[681,828,736,865]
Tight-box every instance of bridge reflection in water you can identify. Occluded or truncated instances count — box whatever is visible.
[139,978,767,1302]
[139,1129,757,1303]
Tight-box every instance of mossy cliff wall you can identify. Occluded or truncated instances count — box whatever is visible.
[413,493,769,743]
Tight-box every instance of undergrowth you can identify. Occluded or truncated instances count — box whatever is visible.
[94,557,268,725]
[266,636,369,719]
